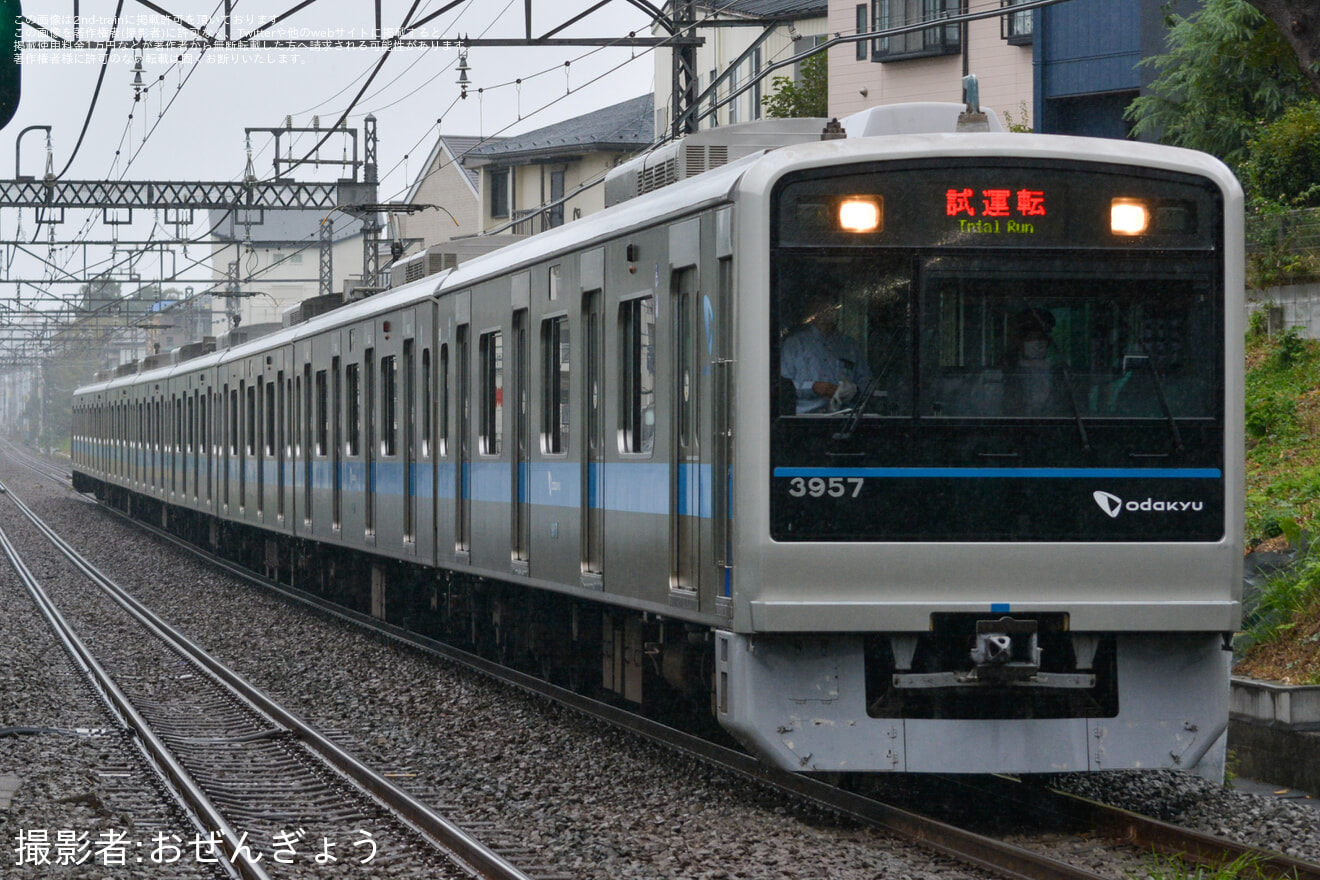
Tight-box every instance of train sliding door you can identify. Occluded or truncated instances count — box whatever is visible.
[582,288,604,584]
[671,266,700,600]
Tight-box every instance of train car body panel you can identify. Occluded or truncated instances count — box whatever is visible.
[72,108,1244,778]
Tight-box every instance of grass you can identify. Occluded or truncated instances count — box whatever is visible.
[1238,321,1320,680]
[1130,851,1275,880]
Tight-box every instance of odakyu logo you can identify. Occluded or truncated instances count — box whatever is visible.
[1093,490,1204,519]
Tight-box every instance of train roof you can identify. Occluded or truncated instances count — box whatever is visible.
[74,152,761,397]
[75,114,1242,399]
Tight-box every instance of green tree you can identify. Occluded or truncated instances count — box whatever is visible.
[761,51,828,119]
[1241,100,1320,206]
[1126,0,1311,169]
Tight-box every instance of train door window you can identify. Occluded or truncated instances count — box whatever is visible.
[332,357,343,530]
[314,369,328,457]
[479,330,504,456]
[422,347,434,458]
[264,381,276,457]
[540,315,570,454]
[381,354,398,457]
[246,383,257,456]
[403,340,416,544]
[619,295,656,455]
[346,363,361,457]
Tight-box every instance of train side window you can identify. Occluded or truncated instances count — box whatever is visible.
[422,347,433,458]
[540,315,570,454]
[438,344,449,457]
[619,295,656,455]
[246,383,256,456]
[315,369,328,456]
[229,388,239,455]
[264,381,276,457]
[381,354,398,457]
[346,363,361,456]
[479,330,504,456]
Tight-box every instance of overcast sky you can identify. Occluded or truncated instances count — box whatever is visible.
[3,0,657,309]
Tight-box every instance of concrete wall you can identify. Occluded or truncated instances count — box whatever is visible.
[1251,283,1320,339]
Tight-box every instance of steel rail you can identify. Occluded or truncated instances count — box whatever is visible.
[0,505,259,880]
[980,775,1320,880]
[0,479,532,880]
[87,502,1125,880]
[61,471,1320,880]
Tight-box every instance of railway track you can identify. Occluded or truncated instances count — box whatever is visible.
[53,474,1319,880]
[5,442,1317,880]
[0,474,536,880]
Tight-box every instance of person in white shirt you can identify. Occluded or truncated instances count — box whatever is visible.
[780,292,872,413]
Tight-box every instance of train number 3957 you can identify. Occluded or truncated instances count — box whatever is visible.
[787,477,865,498]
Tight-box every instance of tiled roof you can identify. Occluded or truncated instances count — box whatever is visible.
[700,0,827,18]
[466,93,654,163]
[438,135,486,190]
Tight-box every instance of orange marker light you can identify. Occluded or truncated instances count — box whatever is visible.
[1111,198,1149,236]
[839,197,882,233]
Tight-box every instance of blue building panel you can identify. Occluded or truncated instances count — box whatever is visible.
[1039,0,1141,99]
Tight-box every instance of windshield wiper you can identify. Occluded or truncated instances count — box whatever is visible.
[1127,355,1185,453]
[1056,364,1092,454]
[832,374,884,440]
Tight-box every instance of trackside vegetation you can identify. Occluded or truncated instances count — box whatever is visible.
[1236,318,1320,682]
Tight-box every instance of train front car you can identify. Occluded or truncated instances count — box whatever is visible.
[720,132,1243,778]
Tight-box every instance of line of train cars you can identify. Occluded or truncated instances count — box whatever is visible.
[73,101,1243,778]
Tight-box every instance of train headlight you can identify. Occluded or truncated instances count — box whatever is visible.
[1110,198,1149,236]
[839,197,882,233]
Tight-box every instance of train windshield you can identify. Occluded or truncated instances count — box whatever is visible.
[769,161,1226,542]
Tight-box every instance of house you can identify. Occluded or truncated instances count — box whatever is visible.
[827,0,1200,138]
[206,208,367,332]
[392,134,489,253]
[462,92,655,236]
[651,1,829,135]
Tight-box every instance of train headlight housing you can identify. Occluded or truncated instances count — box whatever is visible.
[1110,198,1149,236]
[839,197,882,233]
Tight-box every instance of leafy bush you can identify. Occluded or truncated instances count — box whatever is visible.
[1242,545,1320,648]
[1242,101,1320,208]
[1245,388,1297,439]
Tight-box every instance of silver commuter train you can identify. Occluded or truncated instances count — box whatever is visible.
[73,102,1244,778]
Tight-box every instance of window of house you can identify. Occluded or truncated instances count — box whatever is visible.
[871,0,961,62]
[489,168,511,219]
[1001,0,1033,44]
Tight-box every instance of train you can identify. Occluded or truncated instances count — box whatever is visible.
[72,99,1244,779]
